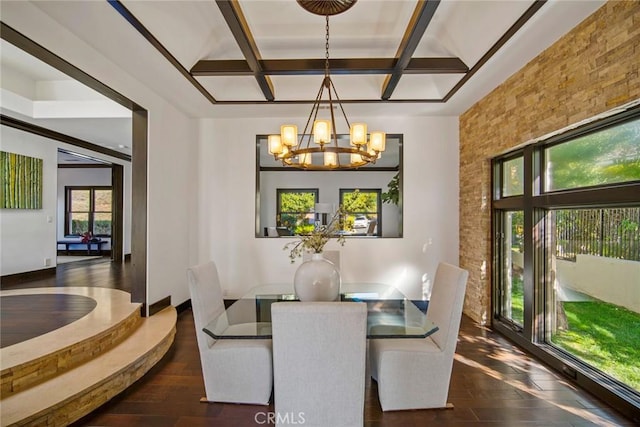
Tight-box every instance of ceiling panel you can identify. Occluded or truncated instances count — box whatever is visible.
[419,0,537,67]
[196,76,265,101]
[391,73,465,100]
[121,0,243,66]
[270,74,387,101]
[240,0,417,59]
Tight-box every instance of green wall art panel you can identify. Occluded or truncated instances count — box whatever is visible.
[1,151,43,209]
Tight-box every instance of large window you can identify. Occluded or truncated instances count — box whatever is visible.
[340,189,381,236]
[545,119,640,192]
[276,189,318,235]
[65,186,112,236]
[548,207,640,391]
[493,108,640,413]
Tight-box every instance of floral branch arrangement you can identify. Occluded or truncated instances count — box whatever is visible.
[284,205,350,263]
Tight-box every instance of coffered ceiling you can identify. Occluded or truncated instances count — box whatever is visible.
[104,0,605,116]
[1,0,606,142]
[112,0,549,105]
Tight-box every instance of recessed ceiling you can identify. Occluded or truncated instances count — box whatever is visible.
[0,39,132,156]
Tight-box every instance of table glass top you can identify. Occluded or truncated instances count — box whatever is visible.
[203,283,437,339]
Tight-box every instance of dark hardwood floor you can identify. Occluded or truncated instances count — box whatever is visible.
[2,258,635,426]
[0,257,131,293]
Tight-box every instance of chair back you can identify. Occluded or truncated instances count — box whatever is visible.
[271,302,367,427]
[187,261,226,352]
[426,262,468,351]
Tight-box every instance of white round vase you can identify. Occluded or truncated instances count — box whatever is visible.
[294,253,341,301]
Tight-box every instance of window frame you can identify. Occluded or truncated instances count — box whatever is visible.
[276,188,319,233]
[339,188,382,236]
[491,105,640,416]
[64,186,113,237]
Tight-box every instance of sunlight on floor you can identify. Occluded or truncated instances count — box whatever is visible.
[454,353,614,425]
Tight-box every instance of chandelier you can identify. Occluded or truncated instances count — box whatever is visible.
[268,0,386,170]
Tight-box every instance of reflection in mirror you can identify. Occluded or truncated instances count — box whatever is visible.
[256,134,402,238]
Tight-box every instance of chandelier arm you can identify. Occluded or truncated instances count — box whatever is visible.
[328,77,351,130]
[300,80,327,150]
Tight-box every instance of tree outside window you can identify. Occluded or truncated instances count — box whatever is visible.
[277,189,318,235]
[340,189,381,235]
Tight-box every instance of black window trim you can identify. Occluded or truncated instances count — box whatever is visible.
[64,185,113,237]
[339,188,383,237]
[491,105,640,419]
[276,188,319,230]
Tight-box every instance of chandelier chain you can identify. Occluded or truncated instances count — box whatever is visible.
[325,15,330,77]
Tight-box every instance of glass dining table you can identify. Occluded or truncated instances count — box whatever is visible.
[203,283,438,339]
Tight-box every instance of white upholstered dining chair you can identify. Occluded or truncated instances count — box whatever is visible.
[271,302,367,427]
[369,262,468,411]
[187,261,272,405]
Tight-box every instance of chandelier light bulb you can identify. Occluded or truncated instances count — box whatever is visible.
[350,123,367,146]
[369,131,386,153]
[300,152,312,166]
[268,134,283,156]
[324,152,337,167]
[281,125,299,147]
[313,119,331,145]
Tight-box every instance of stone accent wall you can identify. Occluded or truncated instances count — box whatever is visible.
[459,2,640,324]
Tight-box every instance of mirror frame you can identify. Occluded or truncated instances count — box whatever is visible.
[255,133,403,238]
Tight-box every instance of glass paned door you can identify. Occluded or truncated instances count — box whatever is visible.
[546,207,640,391]
[499,210,525,326]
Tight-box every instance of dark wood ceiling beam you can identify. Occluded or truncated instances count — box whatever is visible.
[405,57,468,74]
[215,0,274,101]
[191,57,467,76]
[381,0,440,100]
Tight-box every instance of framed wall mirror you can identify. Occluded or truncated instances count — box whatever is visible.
[255,134,402,238]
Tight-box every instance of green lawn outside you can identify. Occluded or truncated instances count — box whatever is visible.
[510,275,524,325]
[552,301,640,391]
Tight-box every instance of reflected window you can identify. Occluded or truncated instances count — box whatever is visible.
[502,156,524,197]
[276,189,318,235]
[340,189,381,236]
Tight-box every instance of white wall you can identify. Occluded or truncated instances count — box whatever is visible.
[146,107,197,309]
[0,127,58,275]
[1,2,199,309]
[1,126,133,275]
[557,255,640,313]
[198,116,459,300]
